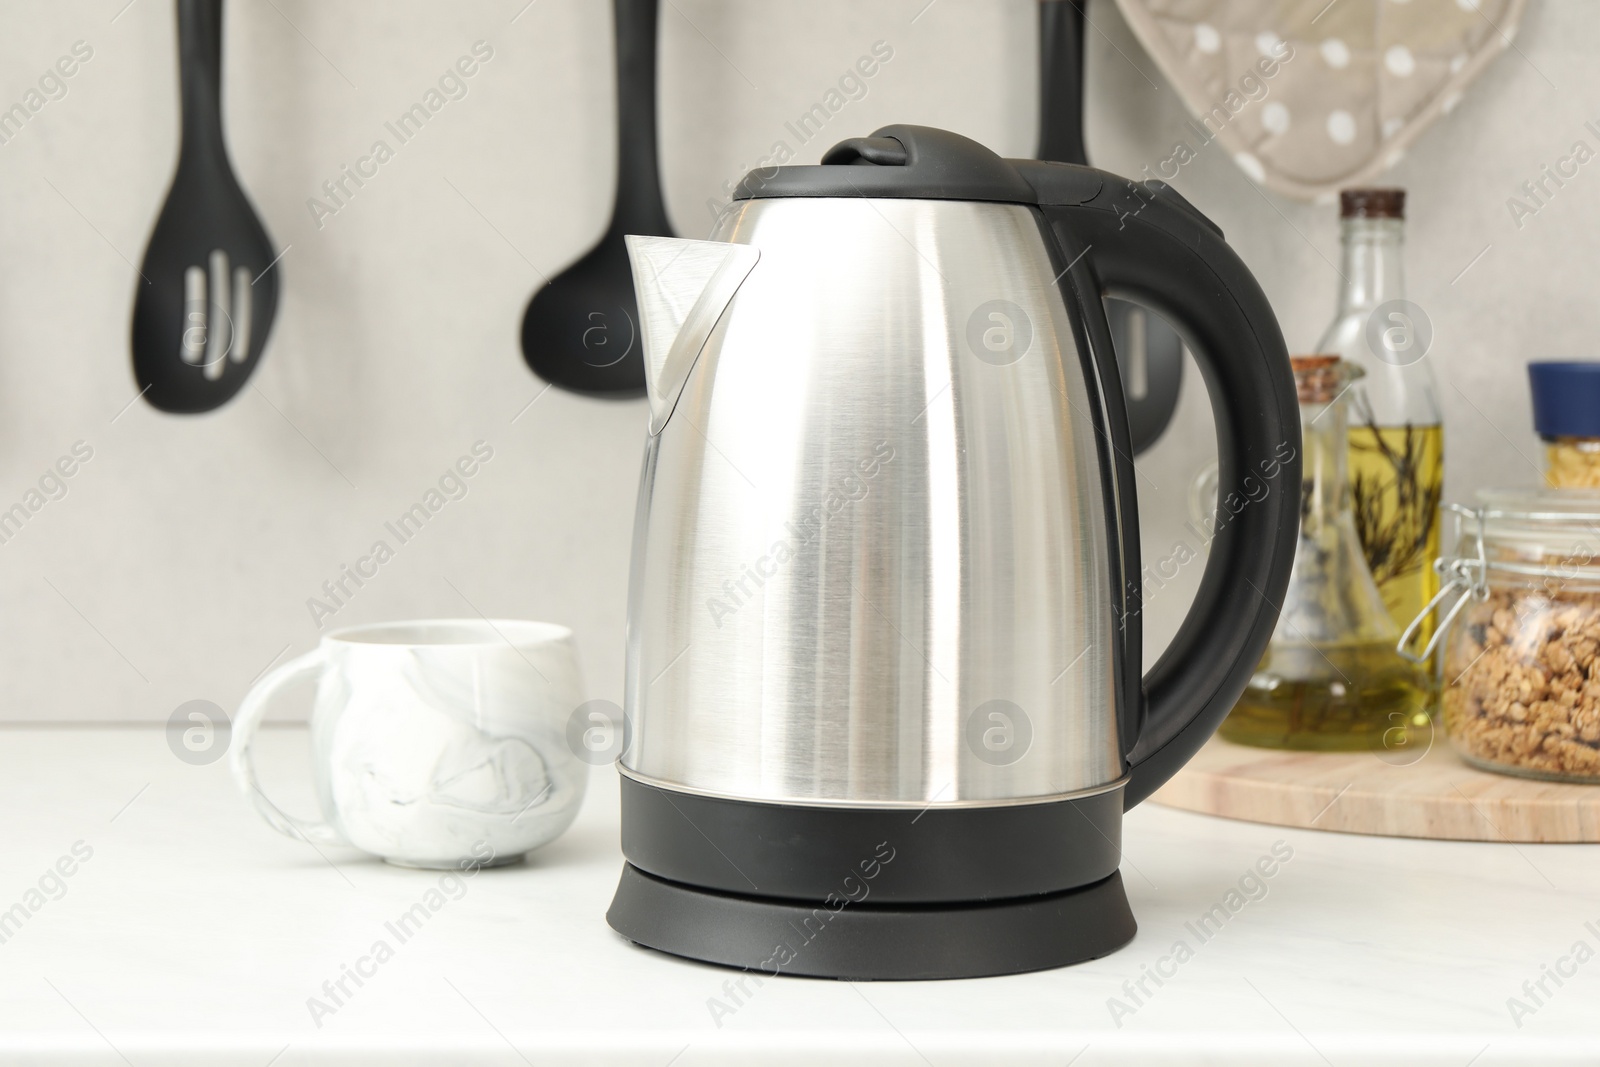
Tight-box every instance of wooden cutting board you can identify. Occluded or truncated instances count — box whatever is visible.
[1150,735,1600,843]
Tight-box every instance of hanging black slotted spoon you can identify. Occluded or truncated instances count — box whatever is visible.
[1038,0,1182,454]
[520,0,670,398]
[132,0,279,414]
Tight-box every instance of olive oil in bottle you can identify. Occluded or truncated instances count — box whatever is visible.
[1346,423,1444,646]
[1219,357,1431,752]
[1223,638,1431,751]
[1313,189,1444,668]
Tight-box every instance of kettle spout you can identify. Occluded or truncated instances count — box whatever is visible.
[625,236,760,434]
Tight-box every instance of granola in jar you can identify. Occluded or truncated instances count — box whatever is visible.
[1442,593,1600,781]
[1405,490,1600,782]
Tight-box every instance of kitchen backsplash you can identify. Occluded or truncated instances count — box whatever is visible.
[0,0,1576,720]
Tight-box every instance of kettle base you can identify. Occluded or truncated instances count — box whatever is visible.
[607,863,1135,980]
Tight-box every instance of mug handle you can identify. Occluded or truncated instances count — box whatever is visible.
[229,649,344,847]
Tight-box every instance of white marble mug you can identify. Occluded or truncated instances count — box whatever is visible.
[230,619,587,868]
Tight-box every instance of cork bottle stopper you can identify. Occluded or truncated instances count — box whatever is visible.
[1340,188,1405,219]
[1291,355,1343,404]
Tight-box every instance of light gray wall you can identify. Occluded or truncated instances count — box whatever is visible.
[0,0,1573,720]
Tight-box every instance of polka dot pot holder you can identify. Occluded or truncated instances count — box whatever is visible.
[1112,0,1528,201]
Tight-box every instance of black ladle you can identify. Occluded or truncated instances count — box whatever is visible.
[520,0,670,398]
[132,0,279,414]
[1039,0,1182,454]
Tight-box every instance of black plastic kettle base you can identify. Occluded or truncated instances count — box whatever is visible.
[608,864,1134,981]
[606,772,1136,979]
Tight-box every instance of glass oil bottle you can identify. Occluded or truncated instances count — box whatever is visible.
[1219,356,1432,751]
[1313,190,1444,668]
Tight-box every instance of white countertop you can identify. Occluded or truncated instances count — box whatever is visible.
[2,726,1597,1066]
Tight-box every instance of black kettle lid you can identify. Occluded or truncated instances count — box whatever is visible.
[731,124,1103,206]
[732,124,1033,203]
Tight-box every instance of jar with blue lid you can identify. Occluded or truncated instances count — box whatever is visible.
[1529,362,1600,488]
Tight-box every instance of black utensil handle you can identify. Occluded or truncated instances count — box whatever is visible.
[610,0,669,235]
[1037,0,1087,166]
[1046,182,1300,808]
[177,0,225,152]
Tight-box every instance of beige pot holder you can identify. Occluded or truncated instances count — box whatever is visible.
[1112,0,1529,200]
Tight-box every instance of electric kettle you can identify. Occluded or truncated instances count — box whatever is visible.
[607,126,1300,979]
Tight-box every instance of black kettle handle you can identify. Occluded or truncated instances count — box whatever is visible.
[1042,179,1300,808]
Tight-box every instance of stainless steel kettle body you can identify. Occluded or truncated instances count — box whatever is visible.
[625,194,1120,806]
[606,126,1300,980]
